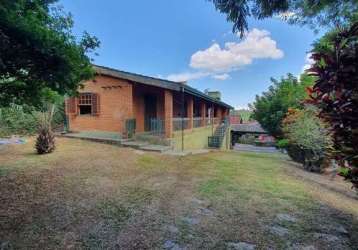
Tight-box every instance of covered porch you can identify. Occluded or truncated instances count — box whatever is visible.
[131,83,229,138]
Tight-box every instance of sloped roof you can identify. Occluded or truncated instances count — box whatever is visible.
[231,122,267,133]
[93,65,233,109]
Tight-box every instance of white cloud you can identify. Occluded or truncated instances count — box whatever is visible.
[301,53,314,73]
[166,71,210,82]
[212,73,230,80]
[165,28,284,82]
[190,28,284,72]
[276,11,296,20]
[235,105,249,110]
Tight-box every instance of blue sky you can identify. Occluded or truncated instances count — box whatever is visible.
[60,0,321,109]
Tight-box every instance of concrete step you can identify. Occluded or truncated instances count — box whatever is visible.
[121,140,149,149]
[139,144,173,153]
[60,133,124,145]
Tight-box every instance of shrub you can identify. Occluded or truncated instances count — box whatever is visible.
[282,106,332,172]
[276,139,289,149]
[0,104,38,137]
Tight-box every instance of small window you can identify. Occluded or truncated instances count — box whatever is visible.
[79,93,92,115]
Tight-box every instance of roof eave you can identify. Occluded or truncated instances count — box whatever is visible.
[93,64,233,109]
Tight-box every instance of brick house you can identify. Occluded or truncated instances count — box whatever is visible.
[65,65,232,138]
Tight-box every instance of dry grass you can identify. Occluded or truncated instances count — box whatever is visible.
[0,137,357,249]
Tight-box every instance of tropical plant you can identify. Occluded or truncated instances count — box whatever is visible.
[308,22,358,188]
[210,0,358,37]
[35,104,56,154]
[250,73,314,137]
[0,0,100,107]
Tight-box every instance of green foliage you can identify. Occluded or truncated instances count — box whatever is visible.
[276,139,289,149]
[210,0,358,37]
[236,109,252,122]
[282,106,332,172]
[338,167,350,178]
[283,107,332,152]
[0,104,38,137]
[0,0,100,107]
[309,21,358,188]
[250,73,315,137]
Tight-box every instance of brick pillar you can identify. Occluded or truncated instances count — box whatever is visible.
[187,96,194,129]
[223,108,229,119]
[164,90,173,138]
[200,102,206,126]
[217,107,222,122]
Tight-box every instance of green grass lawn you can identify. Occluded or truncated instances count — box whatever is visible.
[172,126,215,150]
[0,138,357,249]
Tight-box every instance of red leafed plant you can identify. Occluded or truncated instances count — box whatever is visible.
[308,22,358,189]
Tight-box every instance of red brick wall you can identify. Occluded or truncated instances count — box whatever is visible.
[68,75,133,132]
[67,74,230,138]
[132,84,165,133]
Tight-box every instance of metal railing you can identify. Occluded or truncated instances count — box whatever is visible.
[124,117,225,137]
[193,117,202,128]
[173,117,190,131]
[144,118,165,136]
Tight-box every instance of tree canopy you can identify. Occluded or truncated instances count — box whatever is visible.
[250,73,315,137]
[210,0,358,37]
[0,0,100,107]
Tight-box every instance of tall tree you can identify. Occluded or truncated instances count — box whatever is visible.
[0,0,100,107]
[250,73,315,137]
[210,0,358,36]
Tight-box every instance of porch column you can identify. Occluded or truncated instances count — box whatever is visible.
[164,90,173,138]
[223,108,229,119]
[217,107,223,123]
[200,102,206,126]
[187,96,194,130]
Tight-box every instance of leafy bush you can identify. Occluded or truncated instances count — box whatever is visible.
[338,167,351,178]
[308,22,358,188]
[0,104,38,137]
[0,90,65,137]
[282,106,332,172]
[276,139,289,149]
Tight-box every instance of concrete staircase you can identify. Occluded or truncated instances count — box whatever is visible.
[208,123,228,148]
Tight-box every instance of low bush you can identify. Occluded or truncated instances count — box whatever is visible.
[276,139,289,149]
[0,104,38,137]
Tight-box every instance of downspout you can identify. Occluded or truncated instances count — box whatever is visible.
[211,104,214,136]
[181,85,185,152]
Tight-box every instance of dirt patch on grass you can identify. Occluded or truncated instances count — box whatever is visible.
[0,139,357,249]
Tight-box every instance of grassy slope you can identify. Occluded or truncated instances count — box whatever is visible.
[0,138,357,249]
[172,126,215,150]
